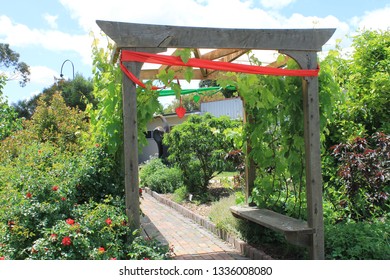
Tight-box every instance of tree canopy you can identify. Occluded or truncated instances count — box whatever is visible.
[0,43,30,87]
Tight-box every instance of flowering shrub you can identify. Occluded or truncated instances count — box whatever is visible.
[0,142,168,260]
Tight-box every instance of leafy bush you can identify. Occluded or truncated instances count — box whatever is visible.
[0,146,169,260]
[164,113,240,195]
[325,220,390,260]
[139,157,166,185]
[329,133,389,221]
[74,144,124,203]
[172,186,188,203]
[140,158,183,194]
[0,118,167,260]
[0,90,22,141]
[30,93,88,151]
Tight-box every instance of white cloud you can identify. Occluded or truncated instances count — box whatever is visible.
[56,0,352,65]
[260,0,295,10]
[43,13,59,29]
[0,15,92,65]
[351,6,390,31]
[29,66,59,85]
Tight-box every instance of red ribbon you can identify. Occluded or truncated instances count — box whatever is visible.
[120,50,319,89]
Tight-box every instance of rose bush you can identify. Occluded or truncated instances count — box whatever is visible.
[0,95,169,260]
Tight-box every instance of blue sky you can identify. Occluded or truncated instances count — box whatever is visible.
[1,0,389,105]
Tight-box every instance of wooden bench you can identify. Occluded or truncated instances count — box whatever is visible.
[230,206,314,247]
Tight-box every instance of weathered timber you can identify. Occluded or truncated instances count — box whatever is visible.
[122,61,142,229]
[282,50,325,259]
[230,206,313,247]
[96,20,335,51]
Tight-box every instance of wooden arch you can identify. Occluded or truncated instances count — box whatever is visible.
[96,20,335,259]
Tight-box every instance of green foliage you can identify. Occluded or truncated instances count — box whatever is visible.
[88,37,123,156]
[30,93,88,151]
[127,235,171,260]
[0,90,22,140]
[139,158,184,194]
[219,56,339,218]
[172,186,188,203]
[0,94,168,260]
[0,43,30,87]
[325,220,390,260]
[13,74,95,119]
[88,35,163,156]
[325,29,390,143]
[73,144,124,203]
[0,141,167,260]
[164,113,240,195]
[347,30,390,134]
[209,194,239,234]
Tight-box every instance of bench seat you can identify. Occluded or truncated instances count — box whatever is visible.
[230,205,314,247]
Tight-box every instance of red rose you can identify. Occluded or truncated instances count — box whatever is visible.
[61,236,72,246]
[61,197,66,201]
[98,247,105,253]
[66,218,75,225]
[105,218,112,226]
[52,186,59,191]
[26,192,32,199]
[0,256,5,260]
[143,258,150,260]
[139,188,143,195]
[110,257,117,260]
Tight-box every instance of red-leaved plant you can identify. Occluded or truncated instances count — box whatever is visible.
[331,132,389,220]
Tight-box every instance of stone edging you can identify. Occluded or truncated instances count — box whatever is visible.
[144,187,273,260]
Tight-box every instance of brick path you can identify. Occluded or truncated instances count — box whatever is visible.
[140,192,248,260]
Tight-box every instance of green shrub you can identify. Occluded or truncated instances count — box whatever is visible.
[140,158,184,194]
[173,186,188,203]
[30,93,88,151]
[74,144,124,203]
[145,167,183,194]
[164,113,240,195]
[0,143,167,260]
[139,157,166,187]
[325,220,390,260]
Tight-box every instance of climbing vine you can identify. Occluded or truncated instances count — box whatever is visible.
[219,56,338,218]
[87,35,164,156]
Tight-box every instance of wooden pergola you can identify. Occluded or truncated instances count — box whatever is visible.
[97,20,335,260]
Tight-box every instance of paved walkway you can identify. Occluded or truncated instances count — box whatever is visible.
[140,192,248,260]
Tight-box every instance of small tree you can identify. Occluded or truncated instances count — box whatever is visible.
[164,113,240,195]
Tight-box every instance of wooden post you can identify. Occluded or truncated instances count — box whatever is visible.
[242,98,256,206]
[282,51,325,259]
[122,60,143,229]
[302,73,325,260]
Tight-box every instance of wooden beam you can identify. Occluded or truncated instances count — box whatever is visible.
[193,48,208,78]
[97,20,335,51]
